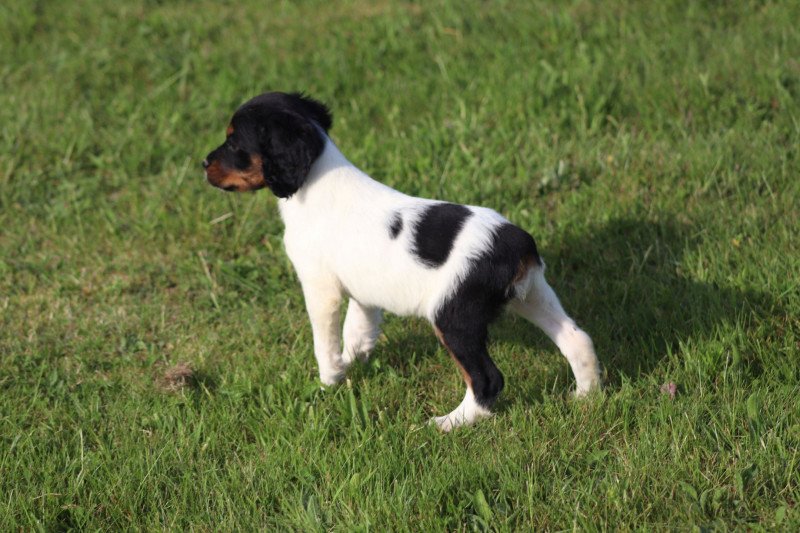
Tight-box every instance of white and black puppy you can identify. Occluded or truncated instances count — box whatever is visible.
[203,92,601,431]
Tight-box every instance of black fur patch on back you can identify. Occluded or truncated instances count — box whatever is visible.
[412,203,472,268]
[388,212,403,239]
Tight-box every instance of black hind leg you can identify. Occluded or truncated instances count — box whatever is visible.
[427,221,541,430]
[432,318,504,431]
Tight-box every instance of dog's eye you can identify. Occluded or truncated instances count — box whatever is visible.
[233,149,252,170]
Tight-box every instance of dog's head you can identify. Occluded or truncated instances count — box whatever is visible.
[203,92,333,197]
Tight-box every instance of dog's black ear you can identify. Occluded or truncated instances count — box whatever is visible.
[289,92,333,132]
[259,111,325,198]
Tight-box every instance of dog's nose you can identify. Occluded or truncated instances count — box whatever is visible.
[202,159,210,169]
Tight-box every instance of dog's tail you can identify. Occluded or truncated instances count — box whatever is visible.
[512,257,544,301]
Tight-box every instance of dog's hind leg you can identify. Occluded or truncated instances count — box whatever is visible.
[342,299,383,364]
[431,319,503,432]
[509,266,601,396]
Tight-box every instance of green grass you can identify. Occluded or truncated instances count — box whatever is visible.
[1,0,799,529]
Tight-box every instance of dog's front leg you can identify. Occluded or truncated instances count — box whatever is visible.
[299,275,346,386]
[342,299,383,364]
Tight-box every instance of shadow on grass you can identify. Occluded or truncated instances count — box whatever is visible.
[377,216,779,405]
[498,216,779,394]
[377,318,441,375]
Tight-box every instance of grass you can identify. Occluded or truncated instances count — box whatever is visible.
[1,0,799,529]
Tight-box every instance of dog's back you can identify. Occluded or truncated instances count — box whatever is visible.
[279,137,536,321]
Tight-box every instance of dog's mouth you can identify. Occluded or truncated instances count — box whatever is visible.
[204,164,267,193]
[204,154,267,193]
[204,168,240,192]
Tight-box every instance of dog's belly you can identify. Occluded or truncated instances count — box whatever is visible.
[335,219,506,319]
[335,249,451,319]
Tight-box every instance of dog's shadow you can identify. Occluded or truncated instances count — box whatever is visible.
[375,216,780,405]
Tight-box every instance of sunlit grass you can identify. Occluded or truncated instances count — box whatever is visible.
[1,0,798,529]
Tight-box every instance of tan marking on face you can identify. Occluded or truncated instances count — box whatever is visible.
[205,160,226,187]
[205,154,266,192]
[434,326,472,387]
[226,124,234,136]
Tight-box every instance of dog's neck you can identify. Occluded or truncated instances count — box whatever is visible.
[300,136,354,190]
[279,137,396,215]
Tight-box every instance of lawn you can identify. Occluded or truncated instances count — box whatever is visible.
[1,0,799,529]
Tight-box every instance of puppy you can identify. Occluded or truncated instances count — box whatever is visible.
[203,92,601,431]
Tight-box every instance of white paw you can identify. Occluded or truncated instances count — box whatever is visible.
[340,350,355,365]
[573,380,602,398]
[430,389,493,432]
[319,367,346,387]
[430,414,462,432]
[342,332,377,365]
[342,346,370,365]
[430,410,493,432]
